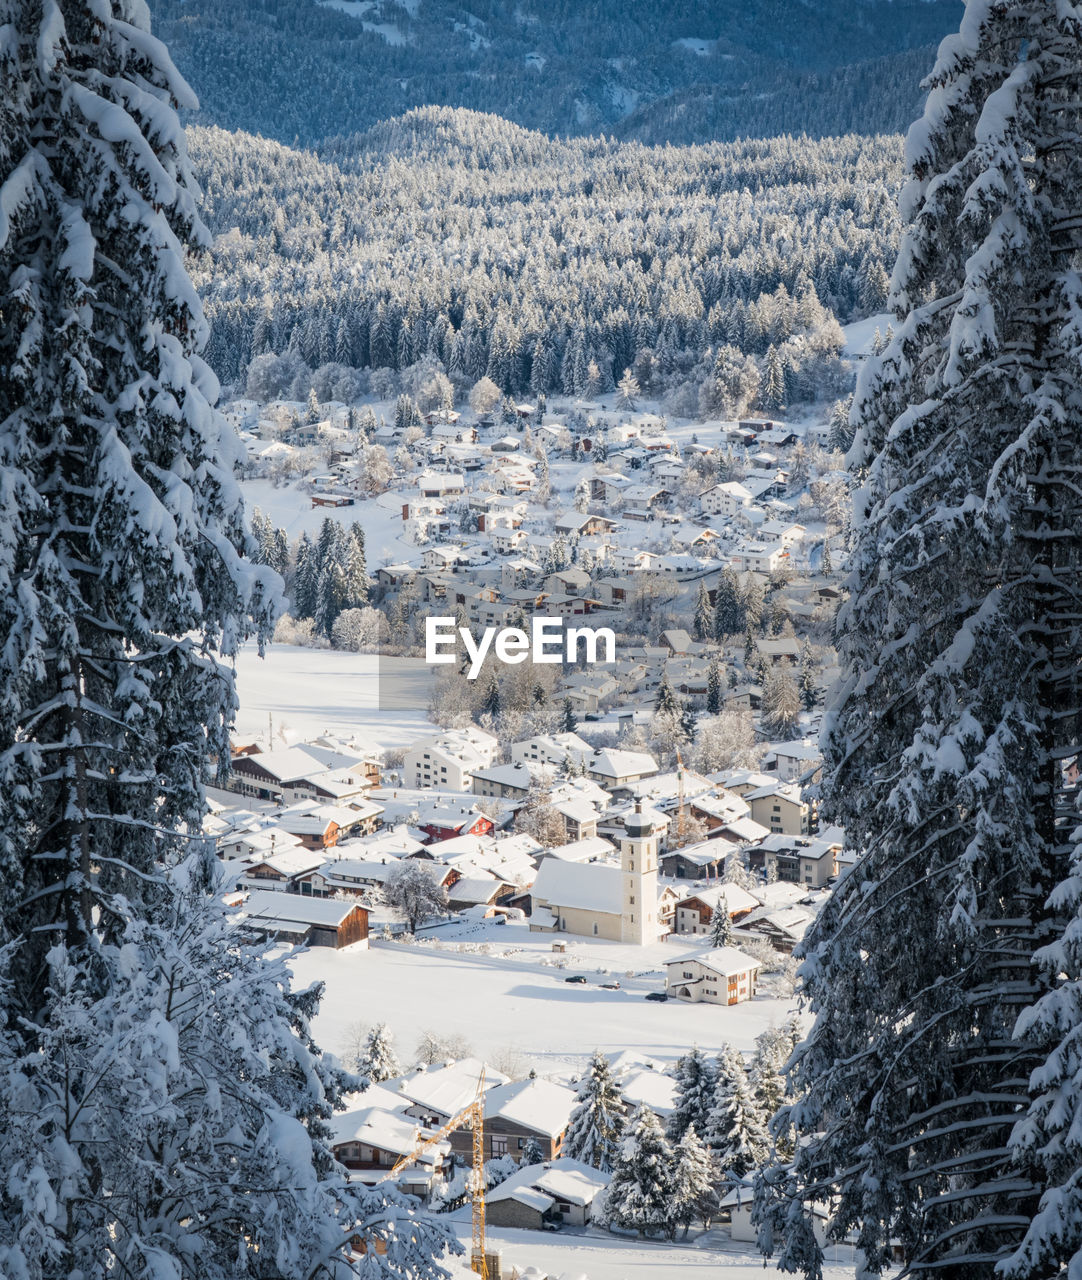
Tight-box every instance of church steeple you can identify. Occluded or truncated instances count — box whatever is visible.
[620,800,659,945]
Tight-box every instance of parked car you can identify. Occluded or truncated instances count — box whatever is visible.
[600,981,620,990]
[564,974,588,984]
[645,991,668,1002]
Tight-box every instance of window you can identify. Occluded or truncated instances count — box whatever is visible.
[683,971,693,979]
[491,1136,508,1157]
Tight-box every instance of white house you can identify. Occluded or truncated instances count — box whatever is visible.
[664,946,761,1005]
[416,471,466,499]
[402,728,499,791]
[700,480,754,518]
[729,541,791,574]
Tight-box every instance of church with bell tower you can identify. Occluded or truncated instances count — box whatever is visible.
[620,801,660,945]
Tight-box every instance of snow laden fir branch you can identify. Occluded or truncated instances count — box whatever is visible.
[0,4,457,1279]
[755,3,1082,1278]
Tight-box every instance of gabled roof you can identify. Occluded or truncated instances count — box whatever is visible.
[667,945,762,978]
[239,890,364,930]
[676,882,761,915]
[483,1079,578,1138]
[396,1058,509,1117]
[531,859,622,915]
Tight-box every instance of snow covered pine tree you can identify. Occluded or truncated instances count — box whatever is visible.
[0,4,455,1278]
[757,4,1082,1278]
[564,1049,628,1172]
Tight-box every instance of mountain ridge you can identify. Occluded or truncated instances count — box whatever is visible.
[150,0,962,147]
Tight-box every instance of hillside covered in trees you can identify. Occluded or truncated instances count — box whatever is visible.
[190,109,903,402]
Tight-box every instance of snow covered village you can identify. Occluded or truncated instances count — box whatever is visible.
[1,3,1081,1280]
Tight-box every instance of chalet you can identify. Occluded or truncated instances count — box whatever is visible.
[277,800,384,848]
[448,1079,577,1165]
[762,739,823,783]
[700,481,754,518]
[471,761,537,801]
[416,471,465,499]
[736,904,815,953]
[422,545,465,574]
[664,946,761,1005]
[671,524,720,551]
[755,635,802,667]
[240,844,327,892]
[377,564,417,590]
[398,1059,509,1129]
[486,1159,610,1231]
[659,628,694,656]
[446,873,516,911]
[554,512,618,537]
[672,883,761,935]
[239,890,369,949]
[330,1107,449,1194]
[417,805,494,844]
[228,745,379,804]
[659,841,729,880]
[621,484,672,518]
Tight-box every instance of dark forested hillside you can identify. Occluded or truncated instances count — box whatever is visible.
[151,0,961,148]
[189,109,903,403]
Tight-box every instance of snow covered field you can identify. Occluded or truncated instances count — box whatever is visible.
[841,311,892,358]
[230,642,436,749]
[450,1222,859,1280]
[291,923,800,1076]
[241,478,414,565]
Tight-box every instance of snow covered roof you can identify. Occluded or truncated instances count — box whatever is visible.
[531,859,623,916]
[676,882,761,915]
[539,835,613,864]
[487,1158,610,1210]
[667,946,762,978]
[352,825,427,858]
[618,1069,677,1117]
[396,1058,509,1117]
[581,747,658,780]
[446,874,506,905]
[490,1185,554,1213]
[329,1108,443,1163]
[483,1079,578,1138]
[239,890,364,931]
[244,845,326,877]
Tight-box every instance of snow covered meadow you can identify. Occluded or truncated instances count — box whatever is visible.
[230,642,437,749]
[292,924,800,1078]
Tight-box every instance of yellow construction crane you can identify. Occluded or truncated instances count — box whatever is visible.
[382,1069,489,1278]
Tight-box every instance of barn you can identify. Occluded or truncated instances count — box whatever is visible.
[240,889,369,949]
